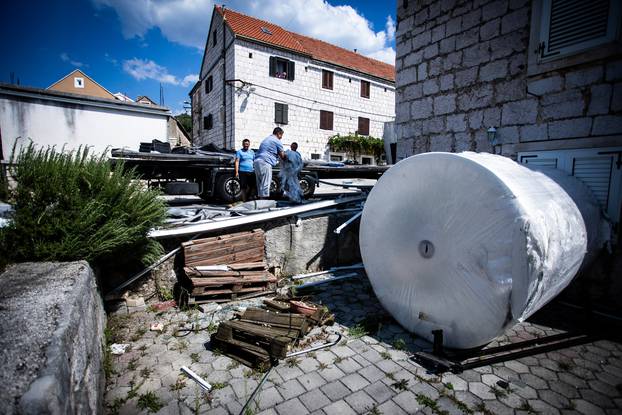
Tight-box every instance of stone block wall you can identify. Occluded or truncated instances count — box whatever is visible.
[395,0,622,159]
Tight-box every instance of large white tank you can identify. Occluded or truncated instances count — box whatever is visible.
[359,152,604,349]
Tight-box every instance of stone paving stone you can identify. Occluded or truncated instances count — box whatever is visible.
[256,387,284,411]
[297,356,319,372]
[225,400,243,415]
[579,389,615,408]
[512,382,539,400]
[332,345,357,358]
[359,364,385,383]
[351,354,372,368]
[320,381,351,401]
[341,373,371,392]
[440,373,468,391]
[360,348,384,363]
[256,409,278,415]
[550,380,580,399]
[276,379,306,401]
[212,385,237,408]
[275,398,309,415]
[315,350,337,365]
[505,360,530,374]
[376,358,404,374]
[345,390,376,413]
[538,389,570,409]
[559,372,588,388]
[519,373,549,389]
[335,357,363,374]
[298,371,326,392]
[531,366,559,382]
[346,339,368,353]
[393,390,423,413]
[481,373,504,387]
[528,398,561,414]
[275,364,304,381]
[574,399,606,415]
[299,388,331,412]
[229,377,259,400]
[364,380,394,404]
[458,369,482,382]
[410,379,441,400]
[318,366,345,382]
[377,398,408,415]
[206,370,232,384]
[484,399,514,415]
[323,400,356,415]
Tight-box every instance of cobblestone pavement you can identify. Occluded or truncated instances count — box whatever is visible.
[104,275,622,415]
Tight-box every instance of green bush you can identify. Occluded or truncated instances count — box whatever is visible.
[328,133,385,162]
[0,144,167,271]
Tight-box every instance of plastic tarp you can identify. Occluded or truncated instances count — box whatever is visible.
[360,152,605,348]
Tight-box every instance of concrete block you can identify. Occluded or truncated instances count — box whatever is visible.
[415,8,430,26]
[480,18,501,40]
[541,89,583,106]
[396,100,411,123]
[588,84,612,115]
[463,42,491,67]
[549,118,592,139]
[455,67,478,87]
[484,107,502,127]
[519,124,548,142]
[527,76,563,96]
[411,97,434,119]
[509,53,527,75]
[447,113,467,131]
[423,79,440,95]
[566,66,604,88]
[428,57,444,77]
[440,74,454,91]
[418,62,428,81]
[430,133,453,151]
[490,32,524,59]
[483,0,508,20]
[424,43,439,59]
[396,38,413,60]
[434,94,457,115]
[495,78,526,102]
[458,84,494,110]
[606,60,622,81]
[412,31,432,51]
[455,132,472,151]
[501,99,538,125]
[403,83,423,100]
[480,59,508,81]
[403,50,423,68]
[497,125,519,144]
[501,8,529,34]
[440,36,456,54]
[443,51,463,71]
[592,115,622,136]
[456,27,479,51]
[396,66,418,88]
[510,0,529,9]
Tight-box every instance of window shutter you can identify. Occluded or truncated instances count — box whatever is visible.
[282,104,288,124]
[572,156,613,209]
[361,80,370,98]
[269,56,277,77]
[287,60,295,81]
[538,0,619,61]
[358,117,370,135]
[275,103,282,123]
[320,110,333,130]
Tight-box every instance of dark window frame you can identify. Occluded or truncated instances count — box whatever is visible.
[320,110,334,130]
[205,76,213,94]
[322,70,334,90]
[203,114,213,130]
[269,56,295,81]
[275,102,289,125]
[360,80,370,98]
[358,117,370,136]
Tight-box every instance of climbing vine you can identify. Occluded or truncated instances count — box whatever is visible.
[327,133,385,162]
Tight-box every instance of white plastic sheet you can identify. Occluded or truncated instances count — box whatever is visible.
[360,152,604,348]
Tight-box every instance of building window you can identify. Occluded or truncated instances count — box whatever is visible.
[74,77,84,88]
[203,114,213,130]
[320,110,333,130]
[269,56,295,80]
[212,30,217,47]
[361,156,373,165]
[205,76,213,94]
[311,153,321,160]
[330,153,344,162]
[275,103,288,124]
[322,70,333,90]
[360,80,370,98]
[249,52,253,58]
[358,117,370,136]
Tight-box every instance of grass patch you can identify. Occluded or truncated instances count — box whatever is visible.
[130,328,147,342]
[317,362,329,370]
[475,402,495,415]
[391,379,409,391]
[286,357,300,368]
[489,385,508,399]
[0,144,166,276]
[367,404,383,414]
[392,338,406,350]
[190,353,200,363]
[137,391,164,413]
[333,356,344,364]
[211,382,228,390]
[140,367,152,379]
[380,350,391,360]
[348,324,368,339]
[558,360,573,371]
[518,400,538,414]
[226,361,240,370]
[127,357,139,371]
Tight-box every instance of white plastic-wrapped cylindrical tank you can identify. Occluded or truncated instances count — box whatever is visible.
[360,152,603,349]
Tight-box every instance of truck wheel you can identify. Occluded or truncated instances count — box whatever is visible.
[270,177,283,198]
[300,176,315,198]
[216,174,241,202]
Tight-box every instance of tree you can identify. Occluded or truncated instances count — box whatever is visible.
[175,113,192,135]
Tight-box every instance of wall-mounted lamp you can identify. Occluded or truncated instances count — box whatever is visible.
[487,126,498,149]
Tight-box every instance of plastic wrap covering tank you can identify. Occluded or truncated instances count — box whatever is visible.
[359,152,607,349]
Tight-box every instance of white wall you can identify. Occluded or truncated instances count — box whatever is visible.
[0,97,168,158]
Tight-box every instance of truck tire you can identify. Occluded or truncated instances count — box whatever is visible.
[300,176,316,198]
[216,174,241,202]
[270,177,283,198]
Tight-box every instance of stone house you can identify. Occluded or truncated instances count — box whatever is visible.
[191,6,396,163]
[395,0,622,226]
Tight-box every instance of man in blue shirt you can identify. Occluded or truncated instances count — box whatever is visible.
[254,127,287,199]
[234,138,255,201]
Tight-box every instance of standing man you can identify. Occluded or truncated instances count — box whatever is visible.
[234,138,255,201]
[254,127,286,199]
[280,142,304,203]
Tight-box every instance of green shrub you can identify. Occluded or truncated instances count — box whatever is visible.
[328,133,385,162]
[0,144,166,271]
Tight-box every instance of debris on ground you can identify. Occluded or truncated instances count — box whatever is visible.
[109,343,130,355]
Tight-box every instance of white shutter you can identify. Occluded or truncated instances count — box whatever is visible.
[519,147,622,224]
[538,0,621,62]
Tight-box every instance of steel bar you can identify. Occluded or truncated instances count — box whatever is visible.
[291,263,364,280]
[180,366,212,392]
[334,211,363,234]
[286,333,343,357]
[150,195,366,239]
[295,272,360,289]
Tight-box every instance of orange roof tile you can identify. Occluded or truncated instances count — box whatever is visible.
[215,7,395,82]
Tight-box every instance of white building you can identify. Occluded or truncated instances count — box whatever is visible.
[0,83,172,159]
[191,6,396,162]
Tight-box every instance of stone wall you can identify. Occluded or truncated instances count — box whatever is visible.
[395,0,622,159]
[0,262,106,415]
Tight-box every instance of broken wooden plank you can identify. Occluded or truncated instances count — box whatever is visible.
[239,308,309,334]
[188,289,276,304]
[185,246,265,267]
[184,240,264,263]
[184,268,269,278]
[263,299,291,312]
[183,229,263,249]
[189,272,277,287]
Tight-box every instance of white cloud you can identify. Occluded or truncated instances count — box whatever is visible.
[92,0,396,64]
[104,52,118,66]
[60,52,87,68]
[123,58,196,87]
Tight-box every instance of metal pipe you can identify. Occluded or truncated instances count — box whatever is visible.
[286,333,342,357]
[295,273,360,289]
[180,366,212,392]
[291,263,364,280]
[334,211,363,234]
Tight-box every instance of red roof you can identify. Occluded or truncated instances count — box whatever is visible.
[215,7,395,82]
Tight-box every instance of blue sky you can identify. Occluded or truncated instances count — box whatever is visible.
[1,0,397,114]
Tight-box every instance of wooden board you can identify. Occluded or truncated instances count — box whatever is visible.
[189,272,277,287]
[188,289,276,304]
[183,229,264,249]
[185,269,269,279]
[185,246,265,267]
[239,307,308,333]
